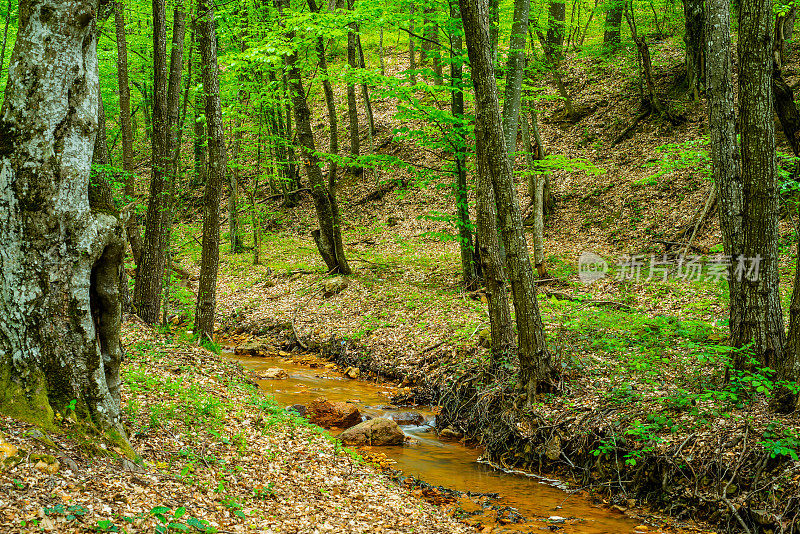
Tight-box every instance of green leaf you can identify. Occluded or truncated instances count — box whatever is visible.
[174,507,187,519]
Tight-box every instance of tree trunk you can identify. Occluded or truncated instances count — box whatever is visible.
[195,0,227,341]
[460,0,557,402]
[356,34,376,143]
[193,76,208,187]
[379,27,386,76]
[683,0,705,100]
[625,4,663,113]
[521,108,548,277]
[114,1,142,266]
[408,3,417,85]
[502,0,530,161]
[547,0,566,52]
[284,23,351,274]
[132,0,171,324]
[0,0,128,442]
[309,0,339,192]
[604,0,623,46]
[347,0,360,171]
[735,0,785,371]
[450,0,478,288]
[773,65,800,159]
[229,9,247,254]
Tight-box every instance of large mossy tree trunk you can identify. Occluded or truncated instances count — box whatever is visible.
[735,0,786,372]
[0,0,128,440]
[195,0,227,341]
[460,0,557,403]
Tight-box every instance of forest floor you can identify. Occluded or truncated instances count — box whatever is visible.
[0,321,477,534]
[163,37,800,531]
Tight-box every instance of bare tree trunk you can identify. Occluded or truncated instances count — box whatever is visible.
[195,0,227,341]
[132,0,171,324]
[735,0,786,371]
[461,0,557,402]
[115,1,142,266]
[706,0,744,360]
[408,3,417,85]
[356,34,376,144]
[0,0,128,442]
[309,0,339,191]
[228,6,248,255]
[283,1,351,275]
[347,0,361,172]
[502,0,530,161]
[488,0,500,67]
[521,108,548,277]
[625,3,663,113]
[683,0,705,100]
[450,0,478,288]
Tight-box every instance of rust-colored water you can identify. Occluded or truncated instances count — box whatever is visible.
[229,354,648,534]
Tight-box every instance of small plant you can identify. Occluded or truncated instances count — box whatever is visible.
[760,422,800,461]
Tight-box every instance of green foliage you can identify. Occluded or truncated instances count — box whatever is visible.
[761,421,800,461]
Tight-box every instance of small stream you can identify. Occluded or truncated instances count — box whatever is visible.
[227,353,647,534]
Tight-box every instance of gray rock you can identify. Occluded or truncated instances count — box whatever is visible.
[390,411,425,426]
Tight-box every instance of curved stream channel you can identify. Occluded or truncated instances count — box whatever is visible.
[227,353,646,533]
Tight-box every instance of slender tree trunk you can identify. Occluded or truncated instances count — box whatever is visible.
[195,0,227,341]
[461,0,557,402]
[625,4,663,112]
[309,0,339,192]
[283,9,351,274]
[228,6,247,254]
[356,34,376,144]
[547,0,566,52]
[450,0,478,288]
[408,3,417,85]
[281,68,301,194]
[521,108,548,276]
[347,0,361,172]
[502,0,530,162]
[0,0,128,441]
[193,75,208,187]
[132,0,171,324]
[683,0,705,100]
[114,1,142,266]
[735,0,785,370]
[379,27,386,76]
[604,0,624,46]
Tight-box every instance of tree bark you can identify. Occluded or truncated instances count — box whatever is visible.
[195,0,227,341]
[502,0,530,161]
[735,0,785,370]
[309,0,339,192]
[347,0,361,171]
[522,108,548,277]
[0,0,128,441]
[488,0,500,67]
[132,0,171,324]
[408,3,417,85]
[683,0,705,100]
[546,0,566,52]
[114,1,142,266]
[283,2,351,275]
[356,34,376,143]
[229,8,247,254]
[450,0,478,288]
[460,0,557,402]
[603,0,623,46]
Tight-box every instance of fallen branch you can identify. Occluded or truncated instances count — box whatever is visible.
[613,109,650,146]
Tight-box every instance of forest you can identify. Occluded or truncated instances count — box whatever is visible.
[2,0,800,531]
